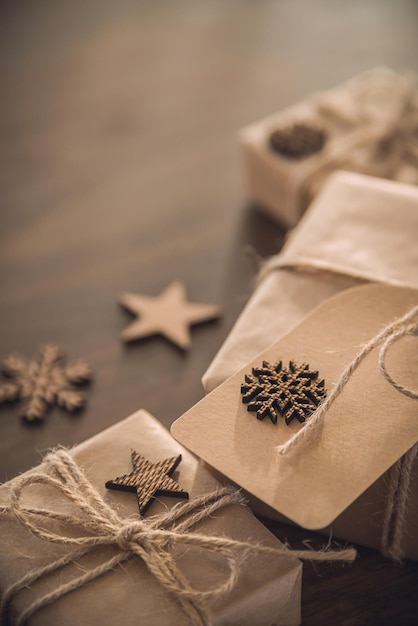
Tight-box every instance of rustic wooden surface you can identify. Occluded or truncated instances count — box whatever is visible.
[1,1,418,624]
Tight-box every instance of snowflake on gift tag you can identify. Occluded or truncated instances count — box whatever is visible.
[0,345,92,422]
[241,360,326,426]
[269,123,327,159]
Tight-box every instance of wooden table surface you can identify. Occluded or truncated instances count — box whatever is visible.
[1,1,418,624]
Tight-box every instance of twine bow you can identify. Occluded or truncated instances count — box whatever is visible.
[0,448,356,626]
[301,71,418,202]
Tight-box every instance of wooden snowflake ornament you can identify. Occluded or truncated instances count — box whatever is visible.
[119,281,220,350]
[0,345,92,422]
[241,360,326,426]
[105,450,188,515]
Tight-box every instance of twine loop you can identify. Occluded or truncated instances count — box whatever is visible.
[379,321,418,400]
[276,303,418,562]
[277,303,418,457]
[0,447,356,626]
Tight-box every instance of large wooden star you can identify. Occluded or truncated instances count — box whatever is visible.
[105,451,188,515]
[119,281,220,350]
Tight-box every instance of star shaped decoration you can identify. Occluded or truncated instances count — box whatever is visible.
[119,281,220,350]
[105,450,189,515]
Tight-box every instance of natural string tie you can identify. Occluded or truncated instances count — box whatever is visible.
[303,72,418,199]
[276,303,418,562]
[0,448,356,626]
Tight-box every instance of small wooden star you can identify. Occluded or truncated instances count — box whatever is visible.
[105,450,189,515]
[119,281,220,350]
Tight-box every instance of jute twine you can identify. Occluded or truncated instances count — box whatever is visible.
[301,71,418,202]
[276,304,418,562]
[0,448,356,626]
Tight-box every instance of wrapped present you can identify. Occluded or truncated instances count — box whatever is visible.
[203,171,418,393]
[240,68,418,226]
[173,283,418,561]
[0,409,303,626]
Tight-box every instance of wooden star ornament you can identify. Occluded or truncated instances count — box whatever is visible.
[119,281,220,350]
[105,450,189,515]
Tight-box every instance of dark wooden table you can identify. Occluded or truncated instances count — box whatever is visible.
[1,1,418,624]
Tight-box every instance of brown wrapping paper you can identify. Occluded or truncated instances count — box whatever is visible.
[203,171,418,393]
[240,67,418,227]
[174,284,418,560]
[0,410,302,626]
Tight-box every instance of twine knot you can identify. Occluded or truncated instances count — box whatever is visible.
[114,520,148,552]
[0,447,356,626]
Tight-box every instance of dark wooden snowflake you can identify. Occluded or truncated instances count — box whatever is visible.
[241,360,326,426]
[269,123,327,159]
[0,345,92,422]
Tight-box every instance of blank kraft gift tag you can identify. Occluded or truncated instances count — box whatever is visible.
[172,284,418,529]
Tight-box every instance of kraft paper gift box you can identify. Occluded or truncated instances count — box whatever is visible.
[0,409,302,626]
[203,171,418,394]
[173,283,418,561]
[240,67,418,227]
